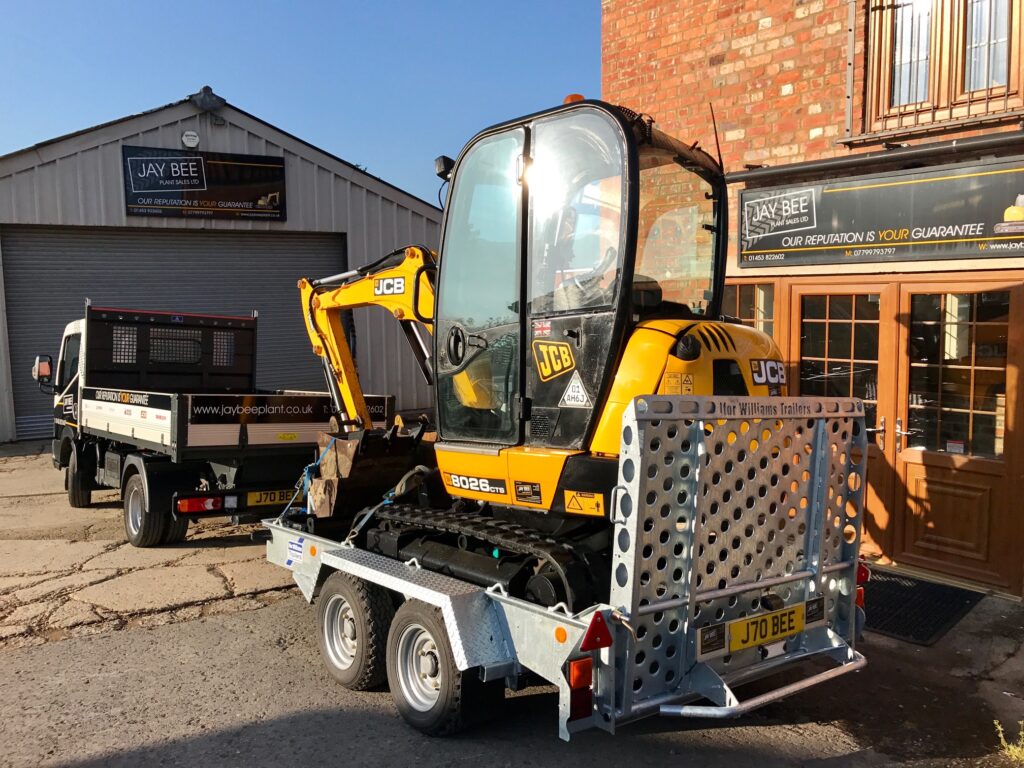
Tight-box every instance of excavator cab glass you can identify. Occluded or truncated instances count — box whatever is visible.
[434,101,725,448]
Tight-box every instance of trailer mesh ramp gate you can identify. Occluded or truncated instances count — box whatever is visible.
[607,396,867,721]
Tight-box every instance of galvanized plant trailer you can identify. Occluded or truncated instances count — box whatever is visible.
[264,395,867,740]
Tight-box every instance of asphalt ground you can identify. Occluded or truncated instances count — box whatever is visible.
[0,444,1021,766]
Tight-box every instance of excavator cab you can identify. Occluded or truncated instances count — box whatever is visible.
[434,101,725,452]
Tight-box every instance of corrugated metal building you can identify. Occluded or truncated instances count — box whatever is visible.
[0,87,441,442]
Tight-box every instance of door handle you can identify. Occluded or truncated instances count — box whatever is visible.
[894,418,922,453]
[865,416,885,450]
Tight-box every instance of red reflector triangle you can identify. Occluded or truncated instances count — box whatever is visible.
[580,612,614,651]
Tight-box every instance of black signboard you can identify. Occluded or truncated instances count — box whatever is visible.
[738,157,1024,267]
[122,146,286,221]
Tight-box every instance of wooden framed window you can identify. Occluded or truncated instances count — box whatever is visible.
[867,0,1024,134]
[722,283,775,338]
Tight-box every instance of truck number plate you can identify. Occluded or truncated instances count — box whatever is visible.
[728,603,805,652]
[247,489,293,507]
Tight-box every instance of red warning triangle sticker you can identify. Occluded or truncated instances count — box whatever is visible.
[580,611,614,651]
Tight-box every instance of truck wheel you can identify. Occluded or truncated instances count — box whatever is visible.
[317,572,393,690]
[123,474,165,547]
[66,448,92,508]
[387,599,490,736]
[162,515,189,545]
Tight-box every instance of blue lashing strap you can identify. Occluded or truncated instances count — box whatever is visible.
[280,436,337,518]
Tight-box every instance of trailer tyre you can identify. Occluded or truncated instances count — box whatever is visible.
[123,473,165,548]
[317,572,393,691]
[66,447,92,508]
[386,599,501,736]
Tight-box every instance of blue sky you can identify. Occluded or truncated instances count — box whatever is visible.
[0,1,601,204]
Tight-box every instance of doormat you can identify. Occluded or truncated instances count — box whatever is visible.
[863,569,984,646]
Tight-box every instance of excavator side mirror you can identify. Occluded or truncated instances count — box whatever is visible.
[434,155,455,181]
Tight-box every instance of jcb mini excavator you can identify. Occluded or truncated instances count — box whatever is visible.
[265,99,867,740]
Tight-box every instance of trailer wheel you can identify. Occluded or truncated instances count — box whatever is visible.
[386,599,503,736]
[66,447,92,508]
[123,473,165,547]
[317,572,393,690]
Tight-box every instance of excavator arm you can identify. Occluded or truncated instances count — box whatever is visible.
[298,245,436,428]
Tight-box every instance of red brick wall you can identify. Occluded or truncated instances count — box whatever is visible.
[601,0,1018,170]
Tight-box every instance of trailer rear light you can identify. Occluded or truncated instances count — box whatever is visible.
[579,611,614,652]
[856,585,865,609]
[856,562,871,585]
[566,657,594,722]
[568,656,593,690]
[177,497,223,514]
[569,687,593,722]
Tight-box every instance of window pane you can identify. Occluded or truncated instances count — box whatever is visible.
[529,112,624,314]
[800,360,826,396]
[941,366,972,410]
[852,363,878,401]
[910,365,941,408]
[803,295,826,319]
[825,362,852,397]
[757,284,775,324]
[827,322,852,358]
[977,290,1010,323]
[966,0,1010,91]
[801,322,826,358]
[854,323,879,360]
[828,295,853,320]
[908,407,940,451]
[855,293,880,321]
[892,0,932,106]
[723,284,737,316]
[738,284,755,319]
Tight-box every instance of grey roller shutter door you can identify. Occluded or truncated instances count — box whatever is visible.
[2,226,344,440]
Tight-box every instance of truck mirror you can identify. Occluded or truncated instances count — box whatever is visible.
[32,355,53,385]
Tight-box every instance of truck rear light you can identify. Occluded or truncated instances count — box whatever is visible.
[579,611,614,652]
[177,496,223,514]
[568,656,593,690]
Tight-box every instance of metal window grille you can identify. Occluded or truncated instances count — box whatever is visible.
[149,327,202,365]
[966,0,1009,91]
[111,325,137,364]
[891,0,932,107]
[212,331,235,367]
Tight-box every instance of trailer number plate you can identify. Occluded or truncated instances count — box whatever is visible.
[247,489,293,507]
[728,603,805,652]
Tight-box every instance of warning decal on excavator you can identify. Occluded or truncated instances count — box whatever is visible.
[532,340,575,382]
[564,490,604,517]
[663,372,694,395]
[559,370,592,408]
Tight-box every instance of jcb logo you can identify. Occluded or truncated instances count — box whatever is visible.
[374,277,405,295]
[532,340,575,382]
[750,359,786,386]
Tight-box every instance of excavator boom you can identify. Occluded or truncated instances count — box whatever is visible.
[298,245,436,428]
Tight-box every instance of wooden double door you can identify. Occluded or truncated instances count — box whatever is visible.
[789,276,1024,595]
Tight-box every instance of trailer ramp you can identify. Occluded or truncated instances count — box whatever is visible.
[607,396,867,722]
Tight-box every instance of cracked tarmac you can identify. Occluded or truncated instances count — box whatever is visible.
[0,450,295,649]
[0,444,1022,766]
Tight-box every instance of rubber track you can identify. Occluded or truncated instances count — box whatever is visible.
[374,504,579,565]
